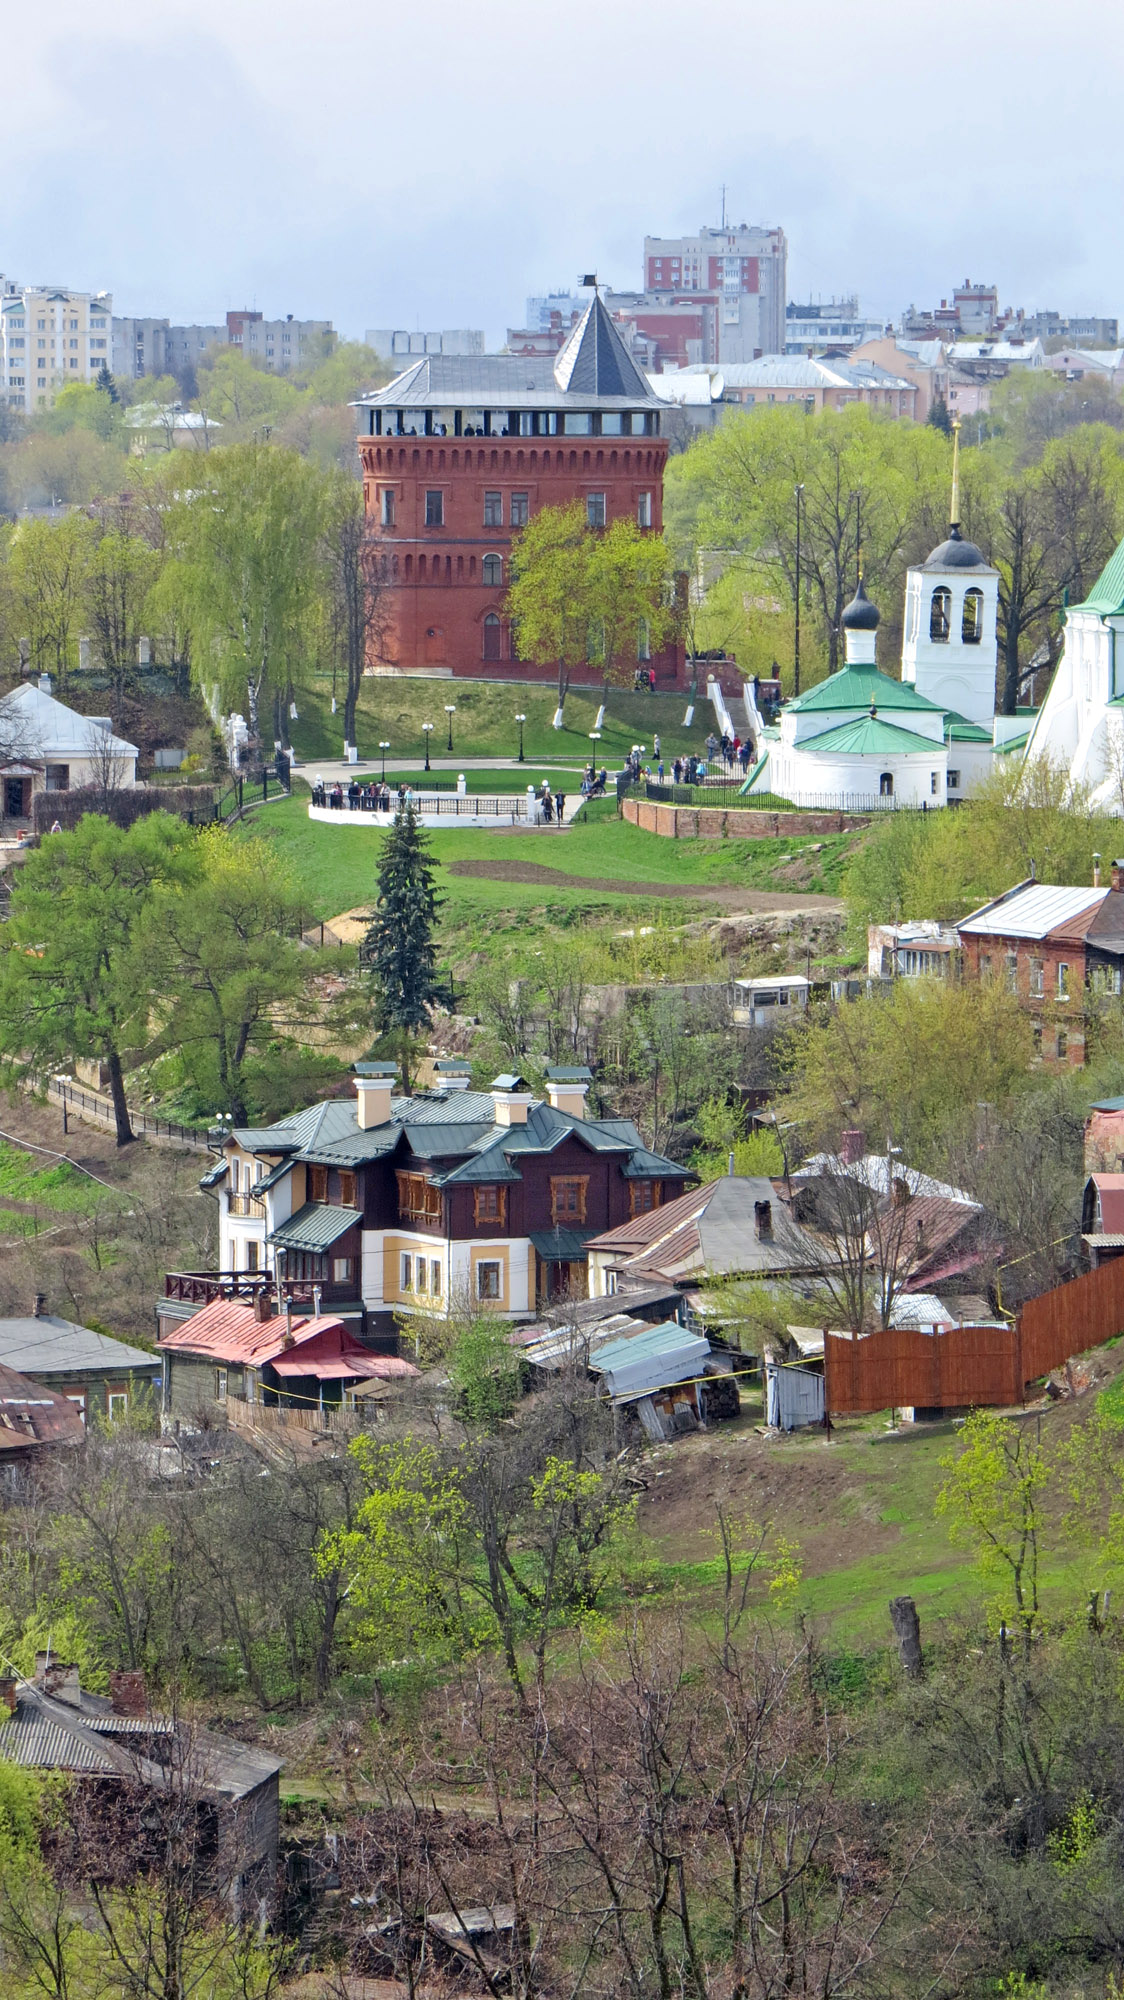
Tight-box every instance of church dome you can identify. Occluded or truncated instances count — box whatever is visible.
[840,580,881,631]
[923,523,990,570]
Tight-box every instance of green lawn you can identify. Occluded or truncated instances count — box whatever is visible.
[291,677,708,767]
[243,791,852,924]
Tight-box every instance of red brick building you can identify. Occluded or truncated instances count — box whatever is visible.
[958,875,1124,1066]
[353,296,684,687]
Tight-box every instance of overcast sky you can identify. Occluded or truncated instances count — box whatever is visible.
[5,0,1122,344]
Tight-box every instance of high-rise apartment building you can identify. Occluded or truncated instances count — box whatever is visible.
[642,223,787,359]
[1,279,113,412]
[112,316,170,380]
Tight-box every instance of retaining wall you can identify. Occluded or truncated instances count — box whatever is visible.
[622,798,872,839]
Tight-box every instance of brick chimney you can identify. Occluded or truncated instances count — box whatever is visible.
[1113,860,1124,894]
[253,1291,274,1323]
[31,1293,46,1319]
[491,1074,533,1127]
[544,1065,591,1119]
[353,1062,397,1129]
[0,1676,17,1714]
[840,1129,865,1166]
[109,1669,147,1719]
[42,1661,81,1703]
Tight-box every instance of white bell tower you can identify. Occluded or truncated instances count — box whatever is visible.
[901,423,999,727]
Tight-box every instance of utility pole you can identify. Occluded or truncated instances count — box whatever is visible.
[793,483,804,696]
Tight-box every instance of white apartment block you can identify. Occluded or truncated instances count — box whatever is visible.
[1,279,113,412]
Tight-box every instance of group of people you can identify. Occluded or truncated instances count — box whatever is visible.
[633,667,659,694]
[312,778,402,811]
[702,731,755,773]
[530,780,567,824]
[580,763,609,797]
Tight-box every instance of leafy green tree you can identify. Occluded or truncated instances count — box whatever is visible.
[5,511,96,689]
[83,517,163,694]
[690,1095,784,1179]
[448,1314,525,1427]
[193,349,302,434]
[147,827,311,1124]
[589,513,673,698]
[360,802,447,1089]
[937,1411,1051,1637]
[506,500,595,724]
[160,441,328,749]
[41,380,125,443]
[0,814,193,1144]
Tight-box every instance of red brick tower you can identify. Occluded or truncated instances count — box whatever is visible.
[354,295,683,686]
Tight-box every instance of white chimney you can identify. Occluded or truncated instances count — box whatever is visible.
[434,1059,472,1092]
[545,1065,591,1119]
[491,1074,533,1127]
[354,1062,397,1129]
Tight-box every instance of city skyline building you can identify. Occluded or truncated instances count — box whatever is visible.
[1,278,113,412]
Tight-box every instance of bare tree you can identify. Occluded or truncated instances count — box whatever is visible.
[323,494,389,754]
[83,717,133,816]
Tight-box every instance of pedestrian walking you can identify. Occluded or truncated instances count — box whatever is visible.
[653,732,661,759]
[555,788,566,823]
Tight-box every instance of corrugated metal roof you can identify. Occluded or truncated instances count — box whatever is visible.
[158,1302,338,1362]
[1073,533,1124,616]
[529,1227,596,1261]
[806,715,943,757]
[0,1317,160,1380]
[268,1202,362,1252]
[959,883,1107,940]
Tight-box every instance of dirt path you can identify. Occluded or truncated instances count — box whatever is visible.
[445,857,841,912]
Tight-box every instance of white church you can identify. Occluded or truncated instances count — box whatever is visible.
[1022,539,1124,807]
[742,465,1031,809]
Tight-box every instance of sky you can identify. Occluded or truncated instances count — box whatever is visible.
[4,0,1124,345]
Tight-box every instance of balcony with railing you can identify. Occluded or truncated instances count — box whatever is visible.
[228,1191,266,1219]
[163,1272,358,1309]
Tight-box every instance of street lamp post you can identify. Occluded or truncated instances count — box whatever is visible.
[422,722,434,772]
[379,740,390,782]
[444,704,456,752]
[793,483,804,697]
[516,712,526,763]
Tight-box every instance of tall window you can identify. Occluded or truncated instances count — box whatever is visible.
[474,1184,505,1226]
[550,1176,588,1224]
[380,489,395,528]
[638,619,651,662]
[1029,956,1045,997]
[637,491,653,528]
[586,493,606,529]
[962,587,983,644]
[930,771,940,795]
[879,772,894,797]
[483,613,501,661]
[425,489,444,528]
[929,588,951,642]
[1056,1029,1068,1061]
[309,1165,328,1202]
[483,490,503,527]
[339,1170,356,1207]
[477,1260,501,1301]
[1005,951,1017,991]
[1058,962,1070,998]
[510,492,529,527]
[482,553,502,587]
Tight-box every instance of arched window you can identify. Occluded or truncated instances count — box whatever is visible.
[482,553,502,587]
[929,587,951,642]
[962,587,983,644]
[879,772,894,797]
[482,614,501,661]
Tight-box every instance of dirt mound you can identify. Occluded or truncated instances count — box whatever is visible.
[446,858,841,913]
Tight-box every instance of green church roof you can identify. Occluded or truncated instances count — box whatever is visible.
[1072,537,1124,617]
[807,715,944,757]
[786,665,946,716]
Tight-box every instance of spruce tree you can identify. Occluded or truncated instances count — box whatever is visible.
[95,363,118,402]
[360,801,446,1088]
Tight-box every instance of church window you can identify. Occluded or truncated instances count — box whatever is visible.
[879,772,894,797]
[947,769,960,790]
[929,588,951,642]
[482,553,502,587]
[483,613,501,661]
[962,588,983,644]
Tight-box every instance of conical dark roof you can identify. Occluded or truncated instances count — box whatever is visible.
[554,293,653,401]
[840,579,881,631]
[922,523,992,571]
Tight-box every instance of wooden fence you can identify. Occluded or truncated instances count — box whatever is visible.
[824,1255,1124,1414]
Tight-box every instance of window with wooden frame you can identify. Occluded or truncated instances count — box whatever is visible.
[339,1170,356,1207]
[476,1260,502,1301]
[550,1176,588,1224]
[396,1171,443,1224]
[629,1179,659,1218]
[473,1184,506,1227]
[309,1164,328,1202]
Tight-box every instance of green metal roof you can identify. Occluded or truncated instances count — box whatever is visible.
[529,1227,596,1262]
[993,728,1032,754]
[738,753,770,795]
[785,665,945,716]
[805,715,945,757]
[268,1202,362,1252]
[945,713,992,743]
[1072,536,1124,617]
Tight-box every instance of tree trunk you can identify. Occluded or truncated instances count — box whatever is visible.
[889,1595,924,1679]
[106,1047,135,1146]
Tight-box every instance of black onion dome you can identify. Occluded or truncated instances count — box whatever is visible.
[840,579,881,631]
[923,523,990,570]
